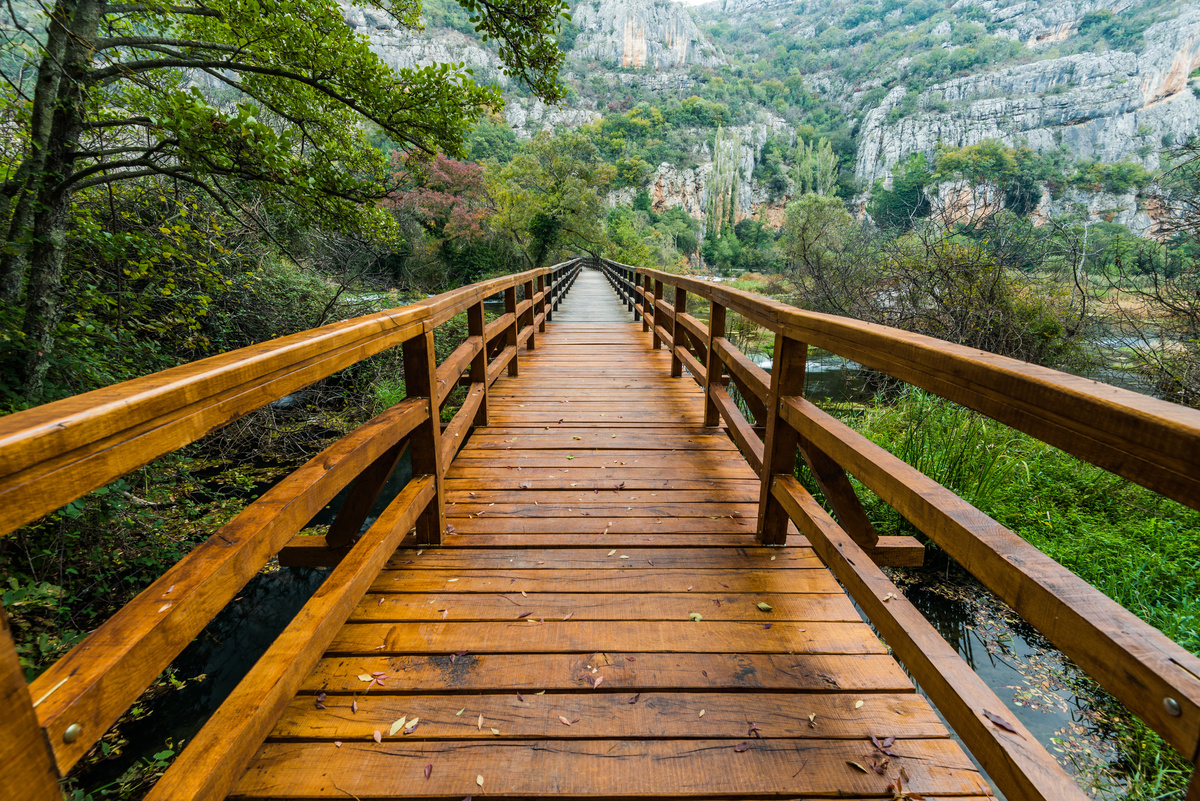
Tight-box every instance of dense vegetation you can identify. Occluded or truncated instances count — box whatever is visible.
[1,0,1198,797]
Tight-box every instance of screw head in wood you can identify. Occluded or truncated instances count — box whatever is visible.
[1163,697,1182,717]
[63,723,82,743]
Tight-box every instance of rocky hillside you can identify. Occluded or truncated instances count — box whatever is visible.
[344,0,1200,236]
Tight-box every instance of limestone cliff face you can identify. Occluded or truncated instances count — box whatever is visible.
[608,118,792,239]
[570,0,723,70]
[856,5,1200,187]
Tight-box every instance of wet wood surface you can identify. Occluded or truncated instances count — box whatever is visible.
[232,269,990,799]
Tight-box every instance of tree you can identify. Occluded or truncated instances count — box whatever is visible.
[868,153,932,232]
[486,129,614,267]
[794,136,838,196]
[0,0,568,392]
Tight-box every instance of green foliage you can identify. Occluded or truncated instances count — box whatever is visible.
[869,153,932,231]
[468,116,521,162]
[1071,159,1155,195]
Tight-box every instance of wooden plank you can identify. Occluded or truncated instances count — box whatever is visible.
[483,311,514,343]
[380,547,817,570]
[325,438,409,548]
[441,518,760,535]
[773,474,1088,801]
[444,478,761,491]
[677,344,707,389]
[234,738,986,799]
[0,606,60,801]
[486,345,516,385]
[714,336,769,405]
[350,592,859,622]
[782,396,1200,757]
[437,383,484,472]
[434,336,481,406]
[445,488,758,504]
[301,652,915,693]
[270,691,947,740]
[708,384,764,472]
[143,475,436,801]
[329,620,887,655]
[0,316,425,539]
[370,568,841,594]
[444,501,758,518]
[29,399,428,772]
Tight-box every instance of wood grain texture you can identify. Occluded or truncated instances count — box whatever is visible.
[0,606,60,801]
[144,475,435,801]
[782,395,1200,758]
[773,474,1088,801]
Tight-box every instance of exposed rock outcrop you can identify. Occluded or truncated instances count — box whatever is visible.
[856,6,1200,187]
[569,0,724,69]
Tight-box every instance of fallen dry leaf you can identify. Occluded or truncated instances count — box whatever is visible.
[628,693,640,704]
[983,709,1021,735]
[477,714,484,730]
[424,763,432,780]
[389,716,407,736]
[373,730,382,743]
[699,709,705,718]
[734,742,751,752]
[854,700,864,709]
[847,760,869,773]
[477,775,484,788]
[558,715,573,726]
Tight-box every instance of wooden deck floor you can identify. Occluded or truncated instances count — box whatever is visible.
[231,271,992,799]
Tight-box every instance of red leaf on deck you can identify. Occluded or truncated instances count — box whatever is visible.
[316,693,326,703]
[424,763,432,779]
[517,692,525,702]
[373,730,382,743]
[748,722,761,738]
[719,582,729,588]
[351,700,358,714]
[625,656,636,661]
[592,675,604,689]
[734,742,751,752]
[517,612,531,619]
[701,670,708,677]
[628,693,640,704]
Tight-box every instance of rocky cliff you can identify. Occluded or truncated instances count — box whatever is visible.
[569,0,723,70]
[856,4,1200,187]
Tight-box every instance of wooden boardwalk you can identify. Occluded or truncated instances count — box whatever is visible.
[231,271,991,799]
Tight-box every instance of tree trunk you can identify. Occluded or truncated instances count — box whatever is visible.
[0,0,76,305]
[16,0,102,394]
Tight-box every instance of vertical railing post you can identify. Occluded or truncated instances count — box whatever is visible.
[652,279,663,349]
[402,329,445,544]
[0,606,61,801]
[641,274,651,332]
[505,285,519,376]
[536,274,547,333]
[468,300,489,427]
[757,333,808,546]
[523,278,536,350]
[631,269,641,323]
[626,268,635,313]
[704,301,727,428]
[670,285,685,378]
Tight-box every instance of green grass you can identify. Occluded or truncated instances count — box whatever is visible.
[815,388,1200,798]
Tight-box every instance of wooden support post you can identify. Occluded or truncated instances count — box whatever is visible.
[536,274,546,332]
[652,280,663,349]
[631,268,641,322]
[401,331,445,545]
[504,285,519,376]
[0,605,62,801]
[1185,765,1199,801]
[757,334,808,545]
[324,438,408,548]
[797,437,880,550]
[468,300,489,427]
[704,302,726,428]
[523,279,536,350]
[670,285,685,378]
[641,274,651,332]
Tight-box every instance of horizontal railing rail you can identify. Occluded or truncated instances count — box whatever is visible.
[597,257,1200,801]
[0,259,582,800]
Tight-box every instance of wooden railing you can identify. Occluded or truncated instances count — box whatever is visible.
[0,259,582,801]
[599,257,1200,801]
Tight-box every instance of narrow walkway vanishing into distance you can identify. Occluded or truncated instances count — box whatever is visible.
[3,261,1198,801]
[232,268,990,799]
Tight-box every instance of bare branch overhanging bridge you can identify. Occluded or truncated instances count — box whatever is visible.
[1,259,1199,800]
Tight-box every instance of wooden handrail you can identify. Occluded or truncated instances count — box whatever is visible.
[0,259,583,795]
[597,257,1200,797]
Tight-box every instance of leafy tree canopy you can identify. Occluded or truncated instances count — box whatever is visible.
[0,0,569,392]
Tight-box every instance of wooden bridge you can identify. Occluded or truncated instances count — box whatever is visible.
[2,260,1199,800]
